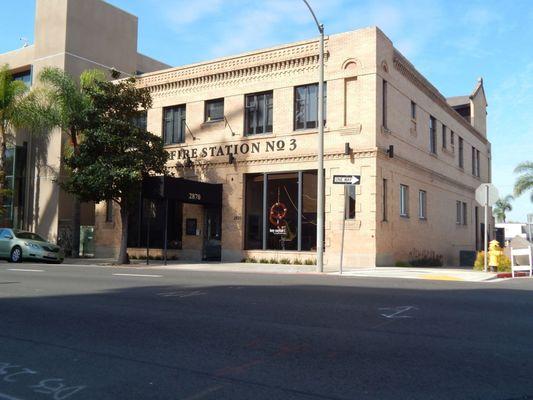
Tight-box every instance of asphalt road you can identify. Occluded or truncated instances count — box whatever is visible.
[0,263,532,400]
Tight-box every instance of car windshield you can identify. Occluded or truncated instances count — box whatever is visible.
[14,231,47,242]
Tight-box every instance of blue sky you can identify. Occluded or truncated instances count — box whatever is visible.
[1,0,532,221]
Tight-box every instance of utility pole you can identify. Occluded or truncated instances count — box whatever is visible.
[302,0,325,273]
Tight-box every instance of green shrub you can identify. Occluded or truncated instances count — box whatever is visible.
[474,251,511,272]
[269,258,278,264]
[129,254,137,260]
[473,251,485,271]
[259,258,270,264]
[304,259,316,265]
[279,258,292,265]
[408,249,443,267]
[395,261,413,268]
[293,259,302,265]
[246,257,258,263]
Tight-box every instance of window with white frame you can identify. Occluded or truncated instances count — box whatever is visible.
[429,116,437,154]
[400,184,409,217]
[456,201,468,225]
[462,202,468,225]
[418,190,427,219]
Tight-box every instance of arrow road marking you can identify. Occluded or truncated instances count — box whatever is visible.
[379,306,419,319]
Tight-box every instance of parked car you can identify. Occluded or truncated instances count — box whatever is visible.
[0,228,64,264]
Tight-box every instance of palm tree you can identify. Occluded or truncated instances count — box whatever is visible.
[514,161,533,202]
[493,195,513,223]
[0,64,52,222]
[0,66,27,208]
[38,67,105,256]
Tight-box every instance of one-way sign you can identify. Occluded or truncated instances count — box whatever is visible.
[333,175,361,185]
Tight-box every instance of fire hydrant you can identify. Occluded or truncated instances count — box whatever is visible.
[488,240,503,272]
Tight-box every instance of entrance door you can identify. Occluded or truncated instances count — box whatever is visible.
[203,207,221,261]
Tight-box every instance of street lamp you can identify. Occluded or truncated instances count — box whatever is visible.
[302,0,325,272]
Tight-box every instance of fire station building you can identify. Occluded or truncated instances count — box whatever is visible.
[94,27,492,270]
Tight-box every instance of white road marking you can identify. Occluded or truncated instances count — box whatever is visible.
[0,392,25,400]
[113,273,162,278]
[379,306,418,319]
[157,290,206,298]
[7,269,44,273]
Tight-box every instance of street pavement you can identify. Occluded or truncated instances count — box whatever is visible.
[0,262,532,400]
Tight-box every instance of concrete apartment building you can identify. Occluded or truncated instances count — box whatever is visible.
[0,0,168,250]
[94,27,492,269]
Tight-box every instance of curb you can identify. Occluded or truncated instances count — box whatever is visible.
[496,272,532,279]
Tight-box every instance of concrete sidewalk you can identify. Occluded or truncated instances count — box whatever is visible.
[63,258,501,281]
[333,267,498,282]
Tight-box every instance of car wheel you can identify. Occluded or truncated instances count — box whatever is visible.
[10,246,23,263]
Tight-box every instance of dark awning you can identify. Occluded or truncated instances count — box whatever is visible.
[142,176,222,206]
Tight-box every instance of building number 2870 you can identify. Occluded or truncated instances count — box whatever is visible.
[188,193,202,201]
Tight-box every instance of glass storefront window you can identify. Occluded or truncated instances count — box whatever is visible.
[301,170,318,251]
[245,170,319,252]
[266,173,298,251]
[244,174,264,250]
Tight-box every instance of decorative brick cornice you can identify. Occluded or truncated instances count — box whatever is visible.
[393,50,488,145]
[173,149,377,171]
[137,39,330,95]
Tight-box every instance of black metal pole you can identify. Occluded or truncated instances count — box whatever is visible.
[164,198,168,266]
[146,200,150,265]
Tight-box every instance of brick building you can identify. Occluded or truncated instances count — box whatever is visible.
[95,27,492,270]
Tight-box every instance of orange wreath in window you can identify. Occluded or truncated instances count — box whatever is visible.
[269,202,288,227]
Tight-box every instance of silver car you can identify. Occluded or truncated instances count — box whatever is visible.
[0,228,65,264]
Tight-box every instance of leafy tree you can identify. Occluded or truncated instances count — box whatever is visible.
[514,161,533,202]
[61,75,168,264]
[38,67,106,255]
[493,195,513,223]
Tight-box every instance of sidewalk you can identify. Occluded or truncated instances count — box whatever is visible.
[63,258,501,281]
[333,267,499,282]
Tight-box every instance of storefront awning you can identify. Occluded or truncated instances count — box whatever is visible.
[142,176,222,206]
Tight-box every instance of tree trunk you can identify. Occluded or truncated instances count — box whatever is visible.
[71,198,81,257]
[117,203,130,265]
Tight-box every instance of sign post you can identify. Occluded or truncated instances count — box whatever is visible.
[475,183,499,272]
[333,175,361,275]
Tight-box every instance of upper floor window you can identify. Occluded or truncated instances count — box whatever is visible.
[456,200,468,225]
[451,131,455,147]
[205,98,224,122]
[418,190,427,220]
[472,147,481,177]
[294,83,327,130]
[458,136,464,168]
[410,101,416,120]
[163,105,186,145]
[382,80,388,128]
[400,184,409,217]
[442,125,447,149]
[429,116,437,154]
[245,91,273,135]
[132,111,147,131]
[476,149,481,177]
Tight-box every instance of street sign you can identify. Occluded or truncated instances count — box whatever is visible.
[333,175,361,185]
[475,183,499,206]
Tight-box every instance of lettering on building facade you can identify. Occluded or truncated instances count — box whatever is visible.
[167,138,298,161]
